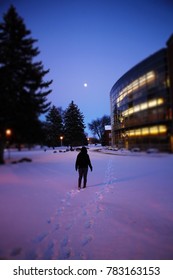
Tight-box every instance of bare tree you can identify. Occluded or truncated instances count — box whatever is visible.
[88,115,110,143]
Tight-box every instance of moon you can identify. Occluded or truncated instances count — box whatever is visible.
[84,83,88,87]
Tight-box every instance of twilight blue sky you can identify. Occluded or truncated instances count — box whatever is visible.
[1,0,173,135]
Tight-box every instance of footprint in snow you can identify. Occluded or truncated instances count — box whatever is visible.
[25,250,38,260]
[43,242,54,259]
[98,194,103,200]
[57,206,65,215]
[33,232,48,243]
[67,189,79,198]
[47,216,55,224]
[96,204,104,213]
[59,247,72,260]
[81,235,93,246]
[11,247,22,256]
[54,223,60,231]
[79,251,87,260]
[84,220,94,229]
[61,236,69,247]
[95,191,104,197]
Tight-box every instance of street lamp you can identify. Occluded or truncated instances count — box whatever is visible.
[5,129,12,159]
[60,136,63,146]
[6,129,12,137]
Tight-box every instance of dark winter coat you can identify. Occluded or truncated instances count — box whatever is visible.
[75,147,92,171]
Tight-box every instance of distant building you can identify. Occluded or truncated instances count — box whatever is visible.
[104,125,111,146]
[110,35,173,152]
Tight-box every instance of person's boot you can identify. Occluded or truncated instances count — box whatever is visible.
[83,178,87,188]
[78,179,81,190]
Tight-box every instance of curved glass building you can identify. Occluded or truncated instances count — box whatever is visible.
[110,35,173,152]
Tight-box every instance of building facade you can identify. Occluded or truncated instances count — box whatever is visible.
[104,125,112,146]
[110,35,173,152]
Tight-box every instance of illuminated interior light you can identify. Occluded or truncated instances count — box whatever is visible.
[122,98,164,117]
[140,103,148,110]
[135,129,141,136]
[158,98,164,105]
[146,72,155,81]
[117,71,155,103]
[133,105,140,113]
[127,125,167,137]
[159,125,167,133]
[148,99,157,108]
[139,76,146,85]
[142,128,149,135]
[129,130,135,136]
[131,81,139,91]
[129,108,134,115]
[148,98,164,108]
[150,126,159,134]
[166,78,170,87]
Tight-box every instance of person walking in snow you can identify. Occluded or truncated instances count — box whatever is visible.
[75,146,93,190]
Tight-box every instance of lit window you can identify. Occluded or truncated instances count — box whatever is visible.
[122,98,164,117]
[159,125,167,133]
[129,130,135,136]
[150,126,158,134]
[142,127,149,135]
[135,129,141,136]
[133,105,140,113]
[127,125,167,137]
[140,103,148,110]
[117,71,155,104]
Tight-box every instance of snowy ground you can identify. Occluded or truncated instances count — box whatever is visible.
[0,147,173,260]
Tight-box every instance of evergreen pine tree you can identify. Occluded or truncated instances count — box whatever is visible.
[45,106,64,147]
[64,101,87,146]
[0,5,52,163]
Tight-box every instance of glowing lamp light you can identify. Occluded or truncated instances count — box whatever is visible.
[60,136,63,146]
[6,129,12,136]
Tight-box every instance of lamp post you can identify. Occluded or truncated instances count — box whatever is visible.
[60,136,63,147]
[5,129,12,159]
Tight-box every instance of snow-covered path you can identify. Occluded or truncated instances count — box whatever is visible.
[0,148,173,260]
